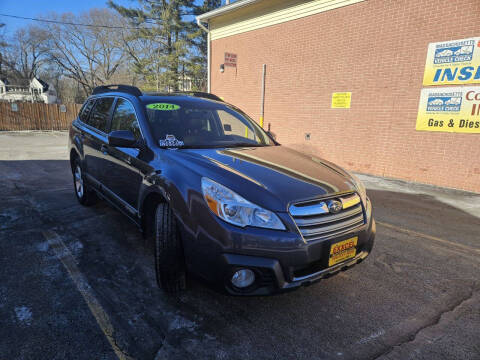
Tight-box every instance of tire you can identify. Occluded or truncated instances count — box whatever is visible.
[154,203,186,294]
[72,158,96,206]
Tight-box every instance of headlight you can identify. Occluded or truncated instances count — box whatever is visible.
[349,173,367,202]
[201,177,285,230]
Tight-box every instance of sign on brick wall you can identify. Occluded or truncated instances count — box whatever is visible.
[224,52,237,67]
[416,86,480,133]
[423,37,480,86]
[331,92,351,108]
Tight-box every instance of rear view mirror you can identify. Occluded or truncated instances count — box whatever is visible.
[223,124,232,131]
[108,130,137,148]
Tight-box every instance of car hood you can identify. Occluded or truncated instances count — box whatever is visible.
[172,145,357,212]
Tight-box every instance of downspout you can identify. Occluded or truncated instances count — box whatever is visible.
[260,64,266,128]
[196,18,211,93]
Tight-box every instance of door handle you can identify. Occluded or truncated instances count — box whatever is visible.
[125,157,132,165]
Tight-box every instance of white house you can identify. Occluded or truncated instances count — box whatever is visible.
[0,77,58,104]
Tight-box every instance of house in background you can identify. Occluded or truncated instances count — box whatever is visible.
[0,77,58,104]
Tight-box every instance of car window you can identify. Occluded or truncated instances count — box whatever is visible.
[87,97,115,133]
[183,108,216,135]
[79,99,95,123]
[144,101,273,148]
[217,110,255,141]
[110,98,141,139]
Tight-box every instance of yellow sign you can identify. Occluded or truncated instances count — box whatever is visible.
[331,92,351,108]
[416,86,480,133]
[423,37,480,86]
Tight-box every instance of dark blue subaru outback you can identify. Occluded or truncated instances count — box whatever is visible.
[68,85,375,295]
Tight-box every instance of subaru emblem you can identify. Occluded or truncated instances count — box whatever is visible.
[327,200,343,214]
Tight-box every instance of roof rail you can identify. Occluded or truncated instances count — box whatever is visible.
[92,84,142,97]
[172,91,223,101]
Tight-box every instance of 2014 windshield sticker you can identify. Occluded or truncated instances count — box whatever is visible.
[159,134,184,147]
[147,103,181,111]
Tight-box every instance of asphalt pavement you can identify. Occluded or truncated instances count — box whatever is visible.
[0,131,479,360]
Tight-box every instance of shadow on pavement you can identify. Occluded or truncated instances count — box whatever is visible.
[0,160,479,360]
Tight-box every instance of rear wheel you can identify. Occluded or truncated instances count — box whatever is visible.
[72,158,96,206]
[154,203,186,294]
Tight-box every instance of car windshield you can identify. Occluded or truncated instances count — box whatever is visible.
[144,100,274,148]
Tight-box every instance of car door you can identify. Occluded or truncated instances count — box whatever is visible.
[82,96,115,189]
[101,97,146,213]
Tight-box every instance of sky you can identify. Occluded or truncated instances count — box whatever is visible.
[0,0,143,35]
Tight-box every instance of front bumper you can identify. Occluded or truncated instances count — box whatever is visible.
[220,218,375,295]
[181,199,376,295]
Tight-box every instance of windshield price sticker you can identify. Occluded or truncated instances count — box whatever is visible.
[159,134,184,147]
[147,103,181,111]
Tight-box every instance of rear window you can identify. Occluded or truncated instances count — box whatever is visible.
[87,97,115,133]
[79,99,95,123]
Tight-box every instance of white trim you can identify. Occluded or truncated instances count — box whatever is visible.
[207,32,211,92]
[196,0,263,22]
[196,17,212,92]
[210,0,366,40]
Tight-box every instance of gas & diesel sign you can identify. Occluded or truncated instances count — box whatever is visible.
[416,86,480,133]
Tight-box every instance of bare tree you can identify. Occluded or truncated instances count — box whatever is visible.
[43,9,129,96]
[0,23,6,77]
[1,25,49,82]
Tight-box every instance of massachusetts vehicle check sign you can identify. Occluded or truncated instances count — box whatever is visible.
[416,86,480,133]
[423,37,480,86]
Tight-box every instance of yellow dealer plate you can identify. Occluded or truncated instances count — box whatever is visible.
[328,237,358,267]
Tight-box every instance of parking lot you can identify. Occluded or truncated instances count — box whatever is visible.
[0,131,479,360]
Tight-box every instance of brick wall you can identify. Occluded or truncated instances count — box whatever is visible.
[210,0,480,193]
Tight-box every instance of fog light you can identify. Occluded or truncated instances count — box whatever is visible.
[231,269,255,288]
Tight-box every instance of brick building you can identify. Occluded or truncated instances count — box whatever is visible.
[197,0,480,193]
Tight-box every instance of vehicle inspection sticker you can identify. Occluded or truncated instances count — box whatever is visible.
[159,134,184,147]
[147,103,181,111]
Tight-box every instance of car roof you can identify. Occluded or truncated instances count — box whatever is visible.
[89,85,224,104]
[139,94,224,105]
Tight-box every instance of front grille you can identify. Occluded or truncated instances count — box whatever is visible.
[289,193,365,242]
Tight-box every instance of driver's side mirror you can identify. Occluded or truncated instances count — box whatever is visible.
[108,130,137,148]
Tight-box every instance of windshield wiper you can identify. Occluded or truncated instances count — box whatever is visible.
[226,142,267,148]
[159,143,268,149]
[160,144,226,149]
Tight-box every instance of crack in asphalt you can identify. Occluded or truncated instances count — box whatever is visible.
[377,221,480,255]
[372,284,479,360]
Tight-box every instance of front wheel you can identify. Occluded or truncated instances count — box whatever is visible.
[154,203,186,294]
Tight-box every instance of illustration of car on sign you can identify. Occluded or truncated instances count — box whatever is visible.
[68,85,375,295]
